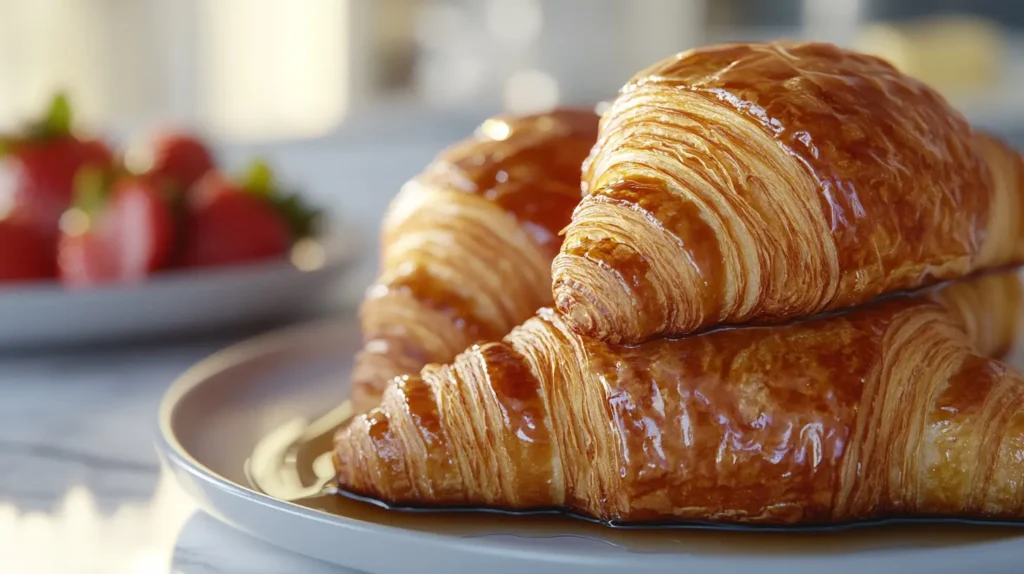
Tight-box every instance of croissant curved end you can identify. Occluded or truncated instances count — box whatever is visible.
[556,42,1023,343]
[350,108,599,413]
[552,254,630,343]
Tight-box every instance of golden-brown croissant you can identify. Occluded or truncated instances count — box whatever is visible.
[334,272,1024,525]
[352,109,599,412]
[552,42,1024,344]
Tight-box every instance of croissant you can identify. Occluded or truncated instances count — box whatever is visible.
[552,42,1024,344]
[352,109,599,412]
[334,272,1024,525]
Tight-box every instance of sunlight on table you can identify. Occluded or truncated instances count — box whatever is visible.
[0,472,196,574]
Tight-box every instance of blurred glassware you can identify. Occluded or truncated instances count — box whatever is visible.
[2,0,1024,144]
[411,0,706,112]
[197,0,351,140]
[857,15,1004,98]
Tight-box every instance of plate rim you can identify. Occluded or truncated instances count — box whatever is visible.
[156,320,1024,570]
[156,320,696,568]
[157,320,549,546]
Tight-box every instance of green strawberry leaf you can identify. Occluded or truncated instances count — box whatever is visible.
[27,93,73,140]
[241,159,275,197]
[270,190,322,240]
[0,94,74,157]
[238,159,323,240]
[45,93,72,136]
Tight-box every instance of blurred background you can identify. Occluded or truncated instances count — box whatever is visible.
[3,0,1024,270]
[4,2,1024,572]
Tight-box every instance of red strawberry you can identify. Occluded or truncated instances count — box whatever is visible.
[0,219,54,283]
[145,131,215,190]
[181,162,319,268]
[58,170,175,288]
[1,94,113,242]
[181,173,290,267]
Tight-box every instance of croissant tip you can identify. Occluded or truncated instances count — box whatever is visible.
[331,420,359,488]
[552,256,635,342]
[332,411,388,501]
[553,292,591,332]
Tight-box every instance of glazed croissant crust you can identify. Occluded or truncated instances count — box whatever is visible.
[553,42,1024,344]
[352,109,598,412]
[335,272,1024,525]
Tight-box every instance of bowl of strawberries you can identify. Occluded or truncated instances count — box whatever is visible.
[0,95,354,348]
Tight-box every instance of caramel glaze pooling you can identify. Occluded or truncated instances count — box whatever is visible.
[353,109,599,412]
[335,272,1024,525]
[553,42,1024,344]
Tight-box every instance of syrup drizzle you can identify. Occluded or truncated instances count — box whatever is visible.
[245,400,1019,556]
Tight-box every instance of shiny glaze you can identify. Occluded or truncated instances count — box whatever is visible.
[472,342,556,506]
[253,408,1023,550]
[556,42,1022,344]
[339,340,559,507]
[384,266,501,345]
[638,43,989,251]
[578,303,890,523]
[336,272,1024,524]
[353,109,599,412]
[418,109,598,258]
[585,311,872,521]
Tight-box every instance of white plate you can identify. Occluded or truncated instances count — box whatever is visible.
[0,234,355,349]
[157,319,1024,574]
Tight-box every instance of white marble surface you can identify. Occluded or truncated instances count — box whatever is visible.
[0,322,361,574]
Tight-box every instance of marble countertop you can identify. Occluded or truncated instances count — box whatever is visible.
[0,320,359,574]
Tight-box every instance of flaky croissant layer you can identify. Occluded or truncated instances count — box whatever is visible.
[352,109,598,412]
[553,41,1024,344]
[335,273,1024,525]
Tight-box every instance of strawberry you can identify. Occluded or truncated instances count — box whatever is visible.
[144,131,215,190]
[0,94,114,243]
[0,219,54,283]
[181,161,319,268]
[57,169,175,288]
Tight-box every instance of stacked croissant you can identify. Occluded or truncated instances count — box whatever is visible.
[333,42,1024,526]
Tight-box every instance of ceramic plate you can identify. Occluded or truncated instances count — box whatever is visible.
[0,232,355,349]
[157,319,1024,574]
